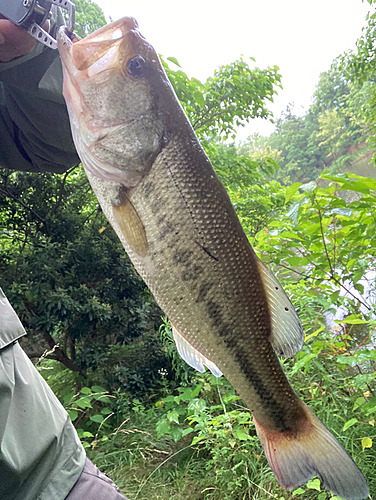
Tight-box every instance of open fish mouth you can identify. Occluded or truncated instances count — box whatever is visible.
[57,17,140,72]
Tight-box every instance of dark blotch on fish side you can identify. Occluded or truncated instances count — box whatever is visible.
[149,196,165,215]
[143,180,155,198]
[196,282,213,303]
[159,224,174,241]
[181,264,203,282]
[173,249,194,264]
[205,298,288,431]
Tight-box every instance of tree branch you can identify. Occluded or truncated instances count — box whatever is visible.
[54,168,76,214]
[316,198,334,277]
[42,330,87,378]
[0,186,48,233]
[296,248,371,311]
[192,93,230,130]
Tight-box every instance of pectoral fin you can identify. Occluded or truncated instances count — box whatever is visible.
[171,325,222,377]
[256,258,304,358]
[112,186,148,257]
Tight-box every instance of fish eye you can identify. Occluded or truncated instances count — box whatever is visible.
[126,55,146,77]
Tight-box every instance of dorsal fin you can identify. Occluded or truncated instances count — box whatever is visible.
[171,325,222,377]
[256,258,304,358]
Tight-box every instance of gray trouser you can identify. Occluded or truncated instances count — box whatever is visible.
[66,458,129,500]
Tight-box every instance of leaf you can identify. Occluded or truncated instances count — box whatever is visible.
[353,397,366,411]
[301,181,317,195]
[156,419,171,439]
[361,437,372,451]
[305,326,324,341]
[91,385,107,393]
[75,397,92,409]
[167,410,180,424]
[285,182,302,203]
[170,427,184,442]
[80,387,92,395]
[182,427,194,436]
[233,429,250,441]
[306,478,321,491]
[194,91,205,107]
[101,407,112,415]
[67,409,78,421]
[167,56,181,67]
[90,414,104,423]
[286,256,301,267]
[292,488,305,496]
[343,418,358,431]
[180,389,193,402]
[98,226,106,234]
[335,315,376,325]
[279,231,303,240]
[191,435,205,445]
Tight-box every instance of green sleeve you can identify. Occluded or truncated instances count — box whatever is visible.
[0,9,80,174]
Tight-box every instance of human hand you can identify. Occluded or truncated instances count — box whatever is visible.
[0,15,50,62]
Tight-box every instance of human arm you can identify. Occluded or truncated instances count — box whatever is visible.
[0,8,80,173]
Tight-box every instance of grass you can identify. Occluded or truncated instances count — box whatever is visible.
[84,400,376,500]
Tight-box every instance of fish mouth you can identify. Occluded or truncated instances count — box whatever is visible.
[57,17,140,72]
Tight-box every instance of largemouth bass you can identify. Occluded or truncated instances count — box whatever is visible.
[57,18,368,500]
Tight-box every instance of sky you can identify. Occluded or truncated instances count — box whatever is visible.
[93,0,371,141]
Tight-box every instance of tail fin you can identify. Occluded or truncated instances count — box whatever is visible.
[254,401,369,500]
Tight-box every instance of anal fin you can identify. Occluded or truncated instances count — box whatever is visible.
[171,325,222,377]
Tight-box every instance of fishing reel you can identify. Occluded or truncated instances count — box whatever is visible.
[0,0,75,49]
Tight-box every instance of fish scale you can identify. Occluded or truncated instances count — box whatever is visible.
[58,17,369,500]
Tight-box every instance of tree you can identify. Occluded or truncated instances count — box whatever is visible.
[250,57,374,185]
[265,105,324,184]
[341,0,376,160]
[316,109,346,161]
[0,168,165,389]
[237,132,283,166]
[162,56,282,140]
[70,0,107,38]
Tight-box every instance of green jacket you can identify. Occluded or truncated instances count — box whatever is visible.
[0,8,85,500]
[0,289,86,500]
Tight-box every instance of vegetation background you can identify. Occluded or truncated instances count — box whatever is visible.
[1,0,376,498]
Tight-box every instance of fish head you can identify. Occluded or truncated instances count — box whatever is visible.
[57,18,169,185]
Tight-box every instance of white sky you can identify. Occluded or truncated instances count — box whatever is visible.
[93,0,370,141]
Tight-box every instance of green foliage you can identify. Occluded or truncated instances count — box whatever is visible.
[255,172,376,330]
[153,374,272,499]
[162,56,282,140]
[72,0,107,38]
[241,58,374,184]
[0,168,166,389]
[132,173,376,499]
[340,1,376,165]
